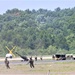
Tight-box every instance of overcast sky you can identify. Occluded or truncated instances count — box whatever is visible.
[0,0,75,14]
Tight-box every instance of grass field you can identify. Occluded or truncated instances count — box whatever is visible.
[0,60,75,75]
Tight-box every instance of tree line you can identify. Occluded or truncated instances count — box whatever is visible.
[0,7,75,56]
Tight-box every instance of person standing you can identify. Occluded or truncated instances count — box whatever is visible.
[35,56,37,61]
[27,57,34,68]
[40,56,43,60]
[4,57,10,69]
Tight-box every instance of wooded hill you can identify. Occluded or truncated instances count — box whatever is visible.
[0,7,75,56]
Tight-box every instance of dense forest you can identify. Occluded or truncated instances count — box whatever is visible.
[0,7,75,56]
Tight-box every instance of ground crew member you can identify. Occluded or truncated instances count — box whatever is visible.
[35,56,37,61]
[4,57,10,69]
[27,57,34,68]
[40,56,43,60]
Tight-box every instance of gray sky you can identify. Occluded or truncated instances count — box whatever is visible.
[0,0,75,14]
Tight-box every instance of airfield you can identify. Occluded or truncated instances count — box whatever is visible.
[0,56,75,75]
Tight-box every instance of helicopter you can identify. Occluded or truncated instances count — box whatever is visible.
[5,46,16,58]
[15,52,29,61]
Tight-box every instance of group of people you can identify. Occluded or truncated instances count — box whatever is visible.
[4,56,35,69]
[4,56,43,69]
[35,56,43,61]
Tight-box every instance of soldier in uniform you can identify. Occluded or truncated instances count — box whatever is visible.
[40,56,43,60]
[27,57,34,68]
[35,56,37,61]
[4,57,10,69]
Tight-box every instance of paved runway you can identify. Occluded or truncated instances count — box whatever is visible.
[0,57,75,65]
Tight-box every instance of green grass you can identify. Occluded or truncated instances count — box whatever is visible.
[0,61,75,75]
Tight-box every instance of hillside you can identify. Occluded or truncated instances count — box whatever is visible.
[0,7,75,56]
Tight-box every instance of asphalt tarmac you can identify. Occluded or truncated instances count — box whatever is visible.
[0,57,75,65]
